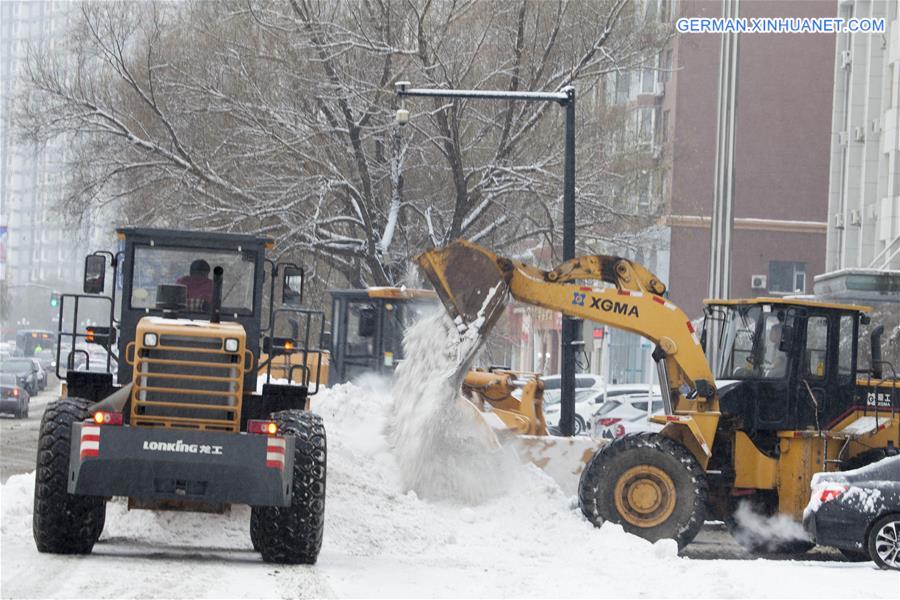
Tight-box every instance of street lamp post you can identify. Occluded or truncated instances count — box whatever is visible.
[395,82,580,436]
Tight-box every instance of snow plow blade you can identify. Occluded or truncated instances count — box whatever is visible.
[416,240,511,339]
[475,405,605,494]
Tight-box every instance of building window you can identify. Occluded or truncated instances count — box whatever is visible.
[658,49,672,83]
[615,70,631,104]
[658,109,669,143]
[660,0,671,22]
[641,67,655,94]
[639,107,654,143]
[768,261,807,293]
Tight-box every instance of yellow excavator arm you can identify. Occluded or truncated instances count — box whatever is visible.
[417,240,721,465]
[417,240,715,398]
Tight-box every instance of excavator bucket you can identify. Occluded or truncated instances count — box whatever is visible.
[415,240,511,339]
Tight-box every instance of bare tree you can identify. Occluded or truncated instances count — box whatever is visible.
[16,0,673,294]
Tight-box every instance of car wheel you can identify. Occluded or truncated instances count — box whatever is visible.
[574,415,586,436]
[867,514,900,570]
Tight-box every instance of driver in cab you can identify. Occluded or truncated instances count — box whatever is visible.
[177,259,213,311]
[764,322,787,378]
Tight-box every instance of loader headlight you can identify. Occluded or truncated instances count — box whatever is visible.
[224,338,239,353]
[143,332,158,347]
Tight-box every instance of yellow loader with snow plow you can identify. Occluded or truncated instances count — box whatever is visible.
[417,239,899,553]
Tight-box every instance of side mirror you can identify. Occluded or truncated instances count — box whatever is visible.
[358,307,376,338]
[778,325,794,353]
[282,266,304,306]
[83,255,107,294]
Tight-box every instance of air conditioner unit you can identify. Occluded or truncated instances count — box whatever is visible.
[871,118,881,133]
[854,126,865,142]
[841,50,852,69]
[751,274,767,289]
[834,212,845,229]
[849,209,861,225]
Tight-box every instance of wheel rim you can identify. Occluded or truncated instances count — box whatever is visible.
[613,465,677,528]
[874,520,900,568]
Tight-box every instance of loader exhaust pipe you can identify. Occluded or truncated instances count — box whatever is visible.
[871,324,884,380]
[415,240,512,339]
[210,266,224,324]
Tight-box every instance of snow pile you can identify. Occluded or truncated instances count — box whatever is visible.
[3,378,899,597]
[386,312,522,503]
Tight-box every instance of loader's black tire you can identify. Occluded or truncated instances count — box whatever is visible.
[33,397,106,554]
[252,410,326,564]
[250,509,261,551]
[578,432,707,549]
[724,490,814,555]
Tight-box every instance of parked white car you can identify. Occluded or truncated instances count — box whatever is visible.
[543,388,606,435]
[591,393,664,440]
[540,379,655,436]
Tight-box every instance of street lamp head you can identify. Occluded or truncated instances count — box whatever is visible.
[395,108,410,125]
[395,81,410,95]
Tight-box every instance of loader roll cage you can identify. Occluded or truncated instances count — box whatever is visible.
[57,228,325,401]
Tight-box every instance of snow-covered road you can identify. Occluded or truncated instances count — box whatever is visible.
[2,382,898,598]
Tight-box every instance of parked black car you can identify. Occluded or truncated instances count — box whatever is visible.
[803,454,900,570]
[0,373,30,418]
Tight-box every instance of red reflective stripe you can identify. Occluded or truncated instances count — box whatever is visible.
[266,445,285,455]
[652,296,665,305]
[266,460,284,469]
[580,286,592,291]
[686,321,695,333]
[80,449,99,458]
[81,434,100,443]
[617,290,631,296]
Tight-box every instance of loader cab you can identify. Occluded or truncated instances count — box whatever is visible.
[116,228,267,392]
[705,298,869,434]
[328,288,436,385]
[58,228,326,430]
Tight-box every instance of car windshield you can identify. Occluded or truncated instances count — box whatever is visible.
[1,359,33,373]
[131,245,257,314]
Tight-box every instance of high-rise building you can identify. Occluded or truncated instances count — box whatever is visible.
[1,1,106,333]
[815,0,899,304]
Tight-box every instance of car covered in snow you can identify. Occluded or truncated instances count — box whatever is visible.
[803,454,900,569]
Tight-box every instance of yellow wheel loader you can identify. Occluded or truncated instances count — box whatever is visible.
[35,228,328,564]
[417,240,898,552]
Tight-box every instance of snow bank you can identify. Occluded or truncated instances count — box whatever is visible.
[3,378,898,598]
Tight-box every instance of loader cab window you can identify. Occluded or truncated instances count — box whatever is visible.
[761,315,787,378]
[717,305,789,380]
[718,305,760,378]
[130,246,256,314]
[345,302,376,357]
[803,316,828,378]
